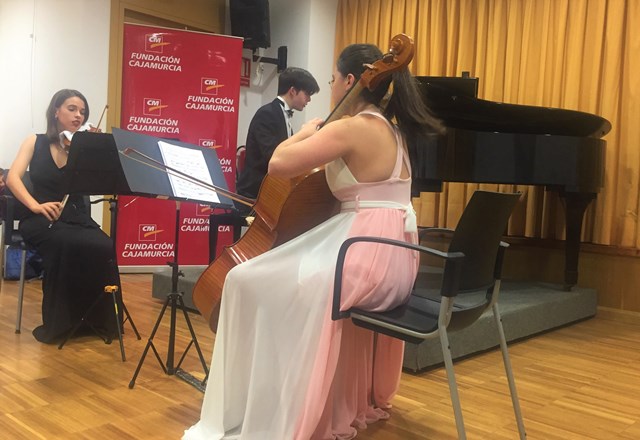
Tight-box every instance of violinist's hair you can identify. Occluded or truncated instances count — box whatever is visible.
[45,89,90,142]
[336,44,443,139]
[277,67,320,96]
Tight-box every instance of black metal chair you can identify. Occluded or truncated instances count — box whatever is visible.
[0,172,39,334]
[331,190,526,440]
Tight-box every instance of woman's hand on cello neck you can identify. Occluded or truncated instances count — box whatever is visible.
[297,117,325,139]
[279,117,325,148]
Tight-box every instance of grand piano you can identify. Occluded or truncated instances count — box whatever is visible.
[410,75,611,290]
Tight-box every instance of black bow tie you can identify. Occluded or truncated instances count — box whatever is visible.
[278,99,293,117]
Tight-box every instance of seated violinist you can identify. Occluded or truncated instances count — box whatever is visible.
[7,89,121,344]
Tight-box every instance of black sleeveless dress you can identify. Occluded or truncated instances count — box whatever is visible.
[19,134,120,343]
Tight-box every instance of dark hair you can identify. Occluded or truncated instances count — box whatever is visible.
[336,44,443,138]
[45,89,90,142]
[277,67,320,96]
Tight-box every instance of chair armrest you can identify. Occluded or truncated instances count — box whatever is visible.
[418,227,455,254]
[418,226,454,236]
[332,236,465,321]
[418,226,455,240]
[91,197,108,204]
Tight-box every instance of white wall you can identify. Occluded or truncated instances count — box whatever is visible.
[0,0,110,223]
[305,0,339,120]
[234,0,338,147]
[0,0,111,167]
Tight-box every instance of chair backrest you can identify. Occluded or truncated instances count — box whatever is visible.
[1,172,34,246]
[7,171,34,222]
[448,191,520,293]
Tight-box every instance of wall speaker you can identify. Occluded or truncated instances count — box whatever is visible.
[230,0,271,49]
[277,46,287,72]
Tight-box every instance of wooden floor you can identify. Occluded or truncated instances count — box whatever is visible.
[1,274,640,439]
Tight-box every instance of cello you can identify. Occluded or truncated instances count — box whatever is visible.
[192,34,416,332]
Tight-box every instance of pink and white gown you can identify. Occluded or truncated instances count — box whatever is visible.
[183,111,419,440]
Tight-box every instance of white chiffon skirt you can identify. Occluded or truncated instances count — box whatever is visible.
[184,207,417,440]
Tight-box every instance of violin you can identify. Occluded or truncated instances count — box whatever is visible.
[60,104,109,148]
[191,34,416,333]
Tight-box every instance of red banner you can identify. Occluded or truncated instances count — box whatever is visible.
[118,24,242,267]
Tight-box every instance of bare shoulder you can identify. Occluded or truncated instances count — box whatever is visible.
[326,112,389,136]
[315,113,395,160]
[353,112,396,143]
[19,134,38,151]
[11,134,38,171]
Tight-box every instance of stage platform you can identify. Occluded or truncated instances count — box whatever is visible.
[151,269,597,372]
[403,280,597,372]
[151,266,206,311]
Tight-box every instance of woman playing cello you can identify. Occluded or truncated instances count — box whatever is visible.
[184,40,442,439]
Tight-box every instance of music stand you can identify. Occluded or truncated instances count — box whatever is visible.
[63,131,132,196]
[110,128,234,208]
[108,128,233,392]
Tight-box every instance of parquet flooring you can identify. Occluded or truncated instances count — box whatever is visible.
[1,273,639,439]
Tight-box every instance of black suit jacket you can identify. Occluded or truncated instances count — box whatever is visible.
[236,99,289,201]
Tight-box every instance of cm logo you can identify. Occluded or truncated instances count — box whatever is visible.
[197,204,212,217]
[144,98,168,116]
[139,224,163,241]
[199,139,220,149]
[145,33,170,53]
[201,78,223,95]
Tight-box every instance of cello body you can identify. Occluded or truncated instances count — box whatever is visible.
[192,169,339,332]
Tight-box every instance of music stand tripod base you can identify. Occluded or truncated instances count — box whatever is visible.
[128,202,209,392]
[128,288,208,392]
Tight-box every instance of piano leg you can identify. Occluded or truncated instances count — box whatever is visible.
[560,192,596,291]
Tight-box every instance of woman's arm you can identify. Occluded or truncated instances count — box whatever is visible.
[7,135,62,221]
[269,113,399,181]
[268,117,356,178]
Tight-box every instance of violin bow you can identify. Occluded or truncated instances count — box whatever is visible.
[95,104,109,131]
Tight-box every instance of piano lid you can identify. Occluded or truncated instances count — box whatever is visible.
[416,76,612,138]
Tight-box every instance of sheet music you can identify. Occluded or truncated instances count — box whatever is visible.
[158,140,221,204]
